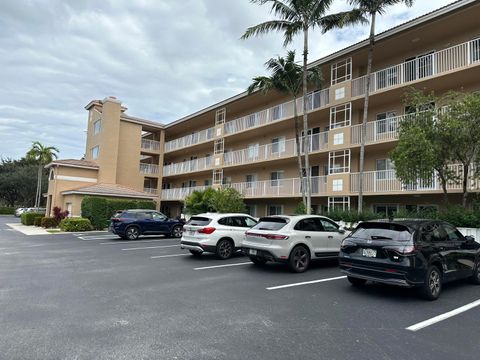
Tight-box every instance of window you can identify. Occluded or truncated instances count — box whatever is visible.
[213,169,223,185]
[215,108,226,125]
[330,103,351,129]
[376,112,397,134]
[247,113,259,128]
[244,217,257,228]
[328,197,350,211]
[335,87,345,100]
[333,133,344,145]
[91,146,99,159]
[49,169,55,180]
[214,139,224,154]
[374,204,398,217]
[267,205,283,216]
[272,105,283,120]
[376,66,398,89]
[270,171,284,187]
[271,137,286,154]
[376,158,395,180]
[404,52,434,82]
[93,119,102,135]
[152,212,167,221]
[222,176,232,186]
[421,223,447,242]
[470,38,480,63]
[329,150,350,174]
[332,179,343,192]
[294,218,321,231]
[320,219,339,232]
[331,58,352,85]
[247,143,259,160]
[245,205,256,217]
[204,179,212,186]
[443,224,462,241]
[246,174,257,188]
[190,132,199,144]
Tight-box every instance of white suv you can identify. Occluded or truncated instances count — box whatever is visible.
[180,213,258,259]
[242,215,348,272]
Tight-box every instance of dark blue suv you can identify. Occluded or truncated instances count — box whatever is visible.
[109,209,184,240]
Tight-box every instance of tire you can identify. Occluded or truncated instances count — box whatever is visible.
[469,258,480,285]
[419,265,442,301]
[171,225,183,238]
[288,245,310,273]
[216,239,234,260]
[118,235,127,240]
[250,257,267,266]
[125,226,140,240]
[348,276,367,287]
[189,250,202,257]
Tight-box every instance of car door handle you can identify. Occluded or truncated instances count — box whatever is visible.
[328,236,334,239]
[305,236,311,239]
[439,247,445,251]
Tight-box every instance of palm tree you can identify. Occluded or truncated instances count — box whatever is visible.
[26,141,59,207]
[247,50,322,208]
[348,0,414,213]
[242,0,366,214]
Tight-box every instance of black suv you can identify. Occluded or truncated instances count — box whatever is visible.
[109,210,184,240]
[339,220,480,300]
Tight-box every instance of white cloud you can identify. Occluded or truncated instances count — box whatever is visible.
[0,0,457,159]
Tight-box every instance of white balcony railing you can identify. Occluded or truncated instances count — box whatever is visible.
[352,38,480,97]
[139,163,160,174]
[163,157,213,176]
[164,127,215,153]
[224,88,330,135]
[223,133,328,167]
[161,186,210,201]
[141,139,161,151]
[143,187,158,195]
[350,166,480,193]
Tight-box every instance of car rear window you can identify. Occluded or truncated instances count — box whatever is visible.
[252,217,289,231]
[186,217,212,226]
[350,222,412,241]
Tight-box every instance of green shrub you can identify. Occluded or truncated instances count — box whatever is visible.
[60,218,93,232]
[34,216,43,227]
[21,212,43,225]
[81,196,156,230]
[294,202,307,215]
[41,217,59,228]
[0,207,15,215]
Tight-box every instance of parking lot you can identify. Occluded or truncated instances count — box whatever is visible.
[0,215,479,360]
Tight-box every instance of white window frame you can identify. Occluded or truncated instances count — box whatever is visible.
[329,150,350,174]
[373,204,399,217]
[375,158,395,180]
[213,169,223,185]
[247,143,260,160]
[270,171,284,187]
[329,103,351,129]
[91,145,99,159]
[246,174,257,188]
[93,119,102,135]
[376,111,397,134]
[215,108,226,125]
[214,139,224,155]
[332,179,343,192]
[328,197,350,211]
[271,137,286,154]
[331,58,352,85]
[267,204,283,216]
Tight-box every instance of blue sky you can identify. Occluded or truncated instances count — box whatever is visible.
[0,0,457,160]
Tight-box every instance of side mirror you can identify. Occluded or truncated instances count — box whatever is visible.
[465,235,475,243]
[338,227,346,235]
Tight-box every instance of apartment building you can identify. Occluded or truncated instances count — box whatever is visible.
[46,0,480,218]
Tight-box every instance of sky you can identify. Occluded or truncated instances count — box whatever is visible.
[0,0,458,160]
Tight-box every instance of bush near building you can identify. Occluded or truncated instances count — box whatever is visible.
[60,218,93,232]
[0,207,15,215]
[184,188,246,215]
[21,212,43,225]
[81,196,156,230]
[41,217,59,229]
[33,216,43,227]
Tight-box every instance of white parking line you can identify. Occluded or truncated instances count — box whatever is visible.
[121,245,180,251]
[100,239,179,245]
[79,236,118,241]
[151,253,189,259]
[406,299,480,332]
[194,262,252,270]
[266,276,347,291]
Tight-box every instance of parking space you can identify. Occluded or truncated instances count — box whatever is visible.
[0,215,479,360]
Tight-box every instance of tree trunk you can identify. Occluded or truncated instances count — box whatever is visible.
[35,165,42,208]
[293,97,307,207]
[302,27,311,214]
[358,12,376,214]
[38,165,43,207]
[462,163,469,208]
[437,169,449,205]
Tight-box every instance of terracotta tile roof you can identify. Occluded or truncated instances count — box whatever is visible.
[46,159,99,169]
[61,183,157,199]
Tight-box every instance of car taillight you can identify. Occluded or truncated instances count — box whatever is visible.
[111,218,121,222]
[245,231,288,240]
[198,227,216,234]
[385,245,416,255]
[341,238,356,249]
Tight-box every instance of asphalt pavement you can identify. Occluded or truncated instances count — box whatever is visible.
[0,215,478,360]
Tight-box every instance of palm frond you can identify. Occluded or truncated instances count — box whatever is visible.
[241,20,294,40]
[318,9,368,33]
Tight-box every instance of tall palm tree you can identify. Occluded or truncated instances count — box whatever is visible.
[242,0,366,214]
[26,141,59,207]
[348,0,414,213]
[247,50,322,208]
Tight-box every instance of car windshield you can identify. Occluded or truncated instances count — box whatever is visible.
[186,217,212,226]
[252,217,289,231]
[349,222,412,242]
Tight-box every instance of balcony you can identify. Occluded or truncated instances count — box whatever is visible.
[224,133,328,167]
[165,127,215,153]
[143,187,158,195]
[163,157,213,176]
[351,38,480,98]
[140,163,160,175]
[141,139,161,152]
[224,88,330,136]
[161,186,210,201]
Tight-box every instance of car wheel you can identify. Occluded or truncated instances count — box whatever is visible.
[249,257,267,266]
[469,258,480,285]
[125,226,140,241]
[189,250,202,257]
[118,235,127,240]
[288,245,310,273]
[347,276,367,287]
[171,225,183,238]
[419,265,442,301]
[216,239,234,260]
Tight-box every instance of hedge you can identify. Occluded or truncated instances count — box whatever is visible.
[21,212,43,226]
[60,218,93,232]
[34,216,43,227]
[0,207,15,215]
[81,196,156,230]
[41,217,59,229]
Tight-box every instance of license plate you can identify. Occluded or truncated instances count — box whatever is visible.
[189,230,196,236]
[249,249,257,256]
[362,248,377,258]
